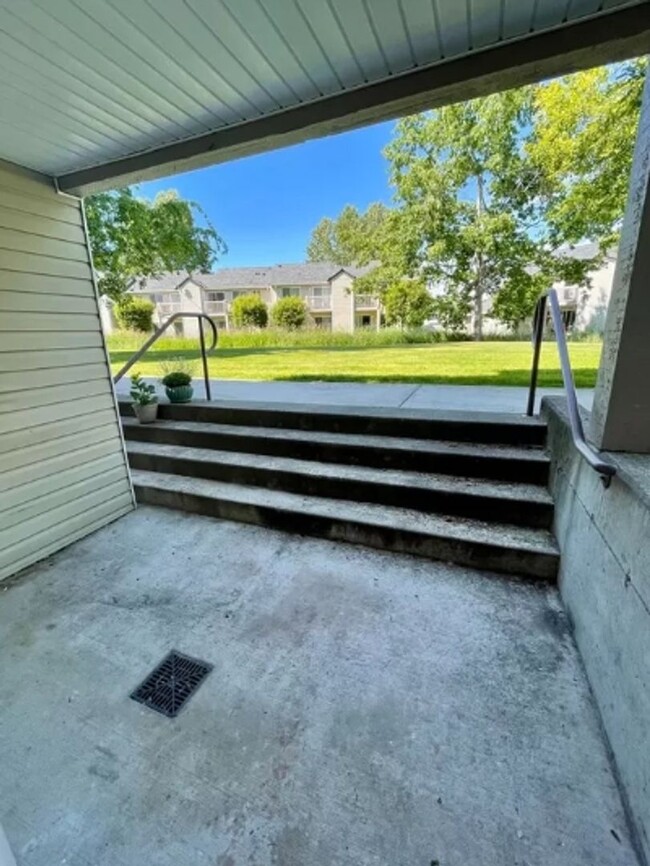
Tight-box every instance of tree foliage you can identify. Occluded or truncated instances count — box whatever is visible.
[383,279,434,328]
[85,188,226,300]
[306,203,388,265]
[230,293,269,328]
[115,296,155,332]
[271,296,308,329]
[528,59,645,250]
[308,60,645,335]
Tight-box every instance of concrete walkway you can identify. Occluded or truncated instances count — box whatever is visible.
[117,378,594,414]
[0,507,637,866]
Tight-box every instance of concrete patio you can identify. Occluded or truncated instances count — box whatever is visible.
[0,506,637,866]
[115,378,595,414]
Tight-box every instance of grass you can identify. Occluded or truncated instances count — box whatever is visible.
[108,330,602,387]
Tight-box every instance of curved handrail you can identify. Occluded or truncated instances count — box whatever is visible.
[112,312,218,401]
[527,289,615,486]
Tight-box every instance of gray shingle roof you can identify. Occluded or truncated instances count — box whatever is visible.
[133,261,377,293]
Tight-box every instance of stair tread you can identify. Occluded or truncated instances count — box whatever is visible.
[121,417,549,463]
[126,440,552,504]
[130,469,559,556]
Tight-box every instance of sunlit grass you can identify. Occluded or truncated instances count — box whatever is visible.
[107,331,602,387]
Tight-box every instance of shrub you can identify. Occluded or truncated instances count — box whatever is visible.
[272,296,308,329]
[231,293,268,328]
[115,296,155,332]
[161,371,192,387]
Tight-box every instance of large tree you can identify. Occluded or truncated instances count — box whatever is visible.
[382,88,593,339]
[306,203,388,265]
[85,188,226,300]
[313,60,645,337]
[528,59,646,250]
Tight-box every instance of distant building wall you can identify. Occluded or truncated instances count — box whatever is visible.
[330,272,354,332]
[0,160,133,582]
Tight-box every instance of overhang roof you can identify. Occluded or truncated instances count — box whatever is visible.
[1,0,648,196]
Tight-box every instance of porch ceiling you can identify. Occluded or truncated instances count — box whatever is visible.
[0,0,648,195]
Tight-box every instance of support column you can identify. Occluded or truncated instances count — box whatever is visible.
[590,72,650,453]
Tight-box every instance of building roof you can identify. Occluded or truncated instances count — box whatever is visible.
[134,262,377,293]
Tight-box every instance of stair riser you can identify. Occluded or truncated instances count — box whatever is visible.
[119,402,546,446]
[124,424,549,485]
[128,451,553,529]
[133,483,558,581]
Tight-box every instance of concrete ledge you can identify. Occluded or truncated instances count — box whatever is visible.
[542,396,650,863]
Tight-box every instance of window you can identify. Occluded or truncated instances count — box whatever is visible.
[561,309,577,330]
[205,291,225,302]
[152,292,178,305]
[361,315,371,327]
[280,287,300,298]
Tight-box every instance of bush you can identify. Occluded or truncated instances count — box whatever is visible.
[115,296,155,332]
[271,296,308,329]
[230,293,268,328]
[161,371,192,387]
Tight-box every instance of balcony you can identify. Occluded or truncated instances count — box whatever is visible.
[204,300,229,316]
[305,293,331,311]
[155,302,181,318]
[354,293,380,309]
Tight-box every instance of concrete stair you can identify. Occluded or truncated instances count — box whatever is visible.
[119,400,558,581]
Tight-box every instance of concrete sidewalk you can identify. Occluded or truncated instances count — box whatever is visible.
[116,378,594,414]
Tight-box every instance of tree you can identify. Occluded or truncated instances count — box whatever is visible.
[528,59,646,250]
[383,279,434,328]
[307,203,388,265]
[115,296,155,332]
[85,188,226,300]
[230,294,268,328]
[272,296,308,329]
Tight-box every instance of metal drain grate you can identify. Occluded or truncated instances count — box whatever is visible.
[130,650,212,718]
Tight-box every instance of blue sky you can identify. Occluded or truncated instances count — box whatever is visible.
[138,120,395,268]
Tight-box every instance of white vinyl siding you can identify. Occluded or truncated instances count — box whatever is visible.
[0,159,134,581]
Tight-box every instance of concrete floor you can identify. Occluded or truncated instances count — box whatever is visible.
[116,378,594,414]
[0,507,636,866]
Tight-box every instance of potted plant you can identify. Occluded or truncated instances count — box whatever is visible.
[161,370,194,403]
[130,373,158,423]
[159,358,196,403]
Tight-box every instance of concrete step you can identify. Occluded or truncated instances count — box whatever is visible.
[121,417,549,484]
[126,441,554,529]
[130,469,559,581]
[118,399,547,446]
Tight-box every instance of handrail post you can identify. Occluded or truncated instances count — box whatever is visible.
[198,316,211,401]
[526,294,547,417]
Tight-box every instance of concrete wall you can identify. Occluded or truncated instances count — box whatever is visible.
[0,159,134,581]
[543,397,650,861]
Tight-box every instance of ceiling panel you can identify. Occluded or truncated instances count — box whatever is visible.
[0,0,644,180]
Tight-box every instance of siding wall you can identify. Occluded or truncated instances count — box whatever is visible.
[0,160,134,581]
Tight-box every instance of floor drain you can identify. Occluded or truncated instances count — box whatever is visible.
[130,650,212,718]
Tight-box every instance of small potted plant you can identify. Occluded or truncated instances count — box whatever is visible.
[161,370,193,403]
[130,372,158,423]
[160,358,196,403]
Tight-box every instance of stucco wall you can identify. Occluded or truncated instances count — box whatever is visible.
[329,272,354,332]
[543,397,650,861]
[0,160,134,581]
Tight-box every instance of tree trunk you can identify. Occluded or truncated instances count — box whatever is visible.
[474,174,486,341]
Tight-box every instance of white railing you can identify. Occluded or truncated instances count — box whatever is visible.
[156,302,182,317]
[305,294,331,311]
[354,294,379,308]
[204,300,229,315]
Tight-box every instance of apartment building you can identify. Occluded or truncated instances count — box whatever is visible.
[105,261,380,335]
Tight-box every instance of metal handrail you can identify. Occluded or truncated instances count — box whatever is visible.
[527,289,615,486]
[112,312,218,401]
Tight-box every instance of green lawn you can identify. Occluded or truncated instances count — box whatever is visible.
[108,337,602,387]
